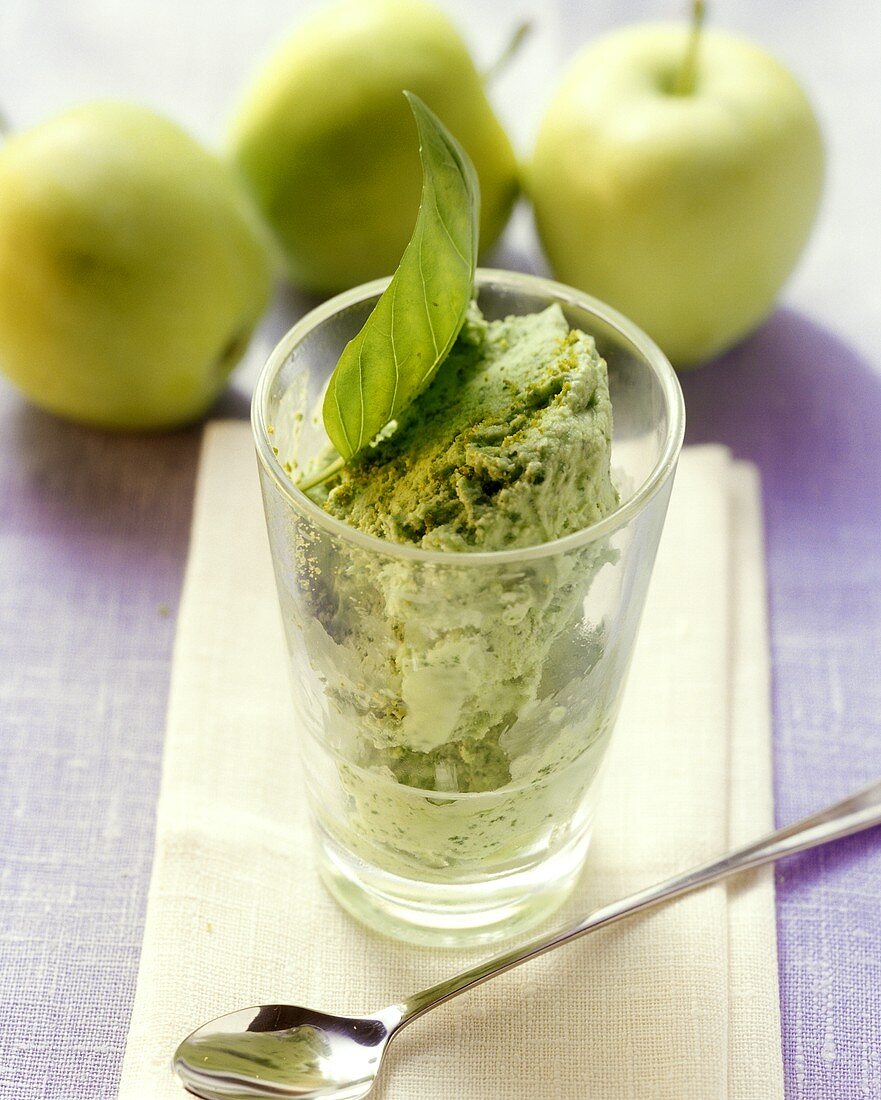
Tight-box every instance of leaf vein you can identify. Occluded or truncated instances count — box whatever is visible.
[388,280,400,419]
[355,340,366,450]
[331,375,353,458]
[418,229,440,362]
[433,193,469,266]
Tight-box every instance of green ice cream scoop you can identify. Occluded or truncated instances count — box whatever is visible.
[319,303,618,551]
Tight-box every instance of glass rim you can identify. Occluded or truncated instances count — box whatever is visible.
[252,267,686,566]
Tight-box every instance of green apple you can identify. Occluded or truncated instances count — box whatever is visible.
[530,10,824,366]
[0,102,272,429]
[228,0,519,293]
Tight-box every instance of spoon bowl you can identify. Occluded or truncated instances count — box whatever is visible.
[174,1004,403,1100]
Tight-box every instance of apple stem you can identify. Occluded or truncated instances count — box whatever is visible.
[673,0,706,96]
[483,20,533,84]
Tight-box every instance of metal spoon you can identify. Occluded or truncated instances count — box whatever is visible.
[174,778,881,1100]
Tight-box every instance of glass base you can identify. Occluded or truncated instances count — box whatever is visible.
[315,823,593,947]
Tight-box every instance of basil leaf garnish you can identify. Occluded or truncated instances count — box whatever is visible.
[321,91,479,462]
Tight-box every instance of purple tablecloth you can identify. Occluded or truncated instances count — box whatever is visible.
[682,309,881,1094]
[1,303,880,1098]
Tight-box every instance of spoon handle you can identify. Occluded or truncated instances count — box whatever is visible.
[397,777,881,1024]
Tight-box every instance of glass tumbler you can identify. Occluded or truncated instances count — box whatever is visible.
[252,269,684,945]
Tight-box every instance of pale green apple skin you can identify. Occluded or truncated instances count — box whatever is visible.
[0,103,273,429]
[228,0,519,293]
[530,25,825,366]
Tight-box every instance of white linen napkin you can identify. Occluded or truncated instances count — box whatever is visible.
[118,424,782,1099]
